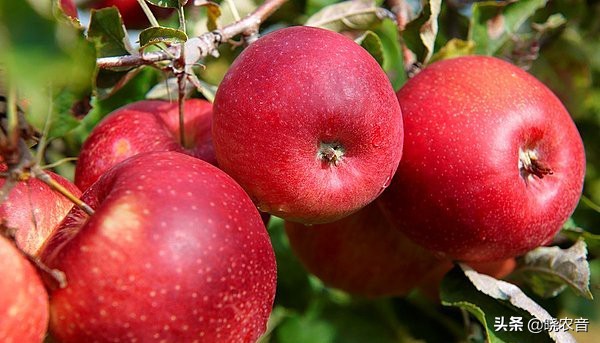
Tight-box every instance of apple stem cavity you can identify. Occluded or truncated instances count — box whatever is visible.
[519,148,554,181]
[318,142,345,166]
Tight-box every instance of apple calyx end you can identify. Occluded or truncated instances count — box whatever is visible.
[318,142,345,166]
[519,148,554,181]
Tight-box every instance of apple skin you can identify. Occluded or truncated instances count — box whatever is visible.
[285,202,442,297]
[213,26,403,224]
[379,56,586,262]
[75,99,215,191]
[0,236,49,343]
[59,0,78,18]
[39,151,277,342]
[0,165,81,256]
[89,0,174,29]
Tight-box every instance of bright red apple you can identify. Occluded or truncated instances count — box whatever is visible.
[0,165,81,256]
[75,99,215,191]
[59,0,78,18]
[285,203,442,297]
[0,235,49,343]
[88,0,174,29]
[213,26,403,224]
[379,56,586,262]
[40,151,277,342]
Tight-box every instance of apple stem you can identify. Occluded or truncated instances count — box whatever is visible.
[136,0,160,27]
[177,71,186,147]
[32,167,95,216]
[519,148,554,180]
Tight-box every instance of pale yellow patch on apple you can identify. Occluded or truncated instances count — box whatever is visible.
[113,139,131,157]
[99,201,142,243]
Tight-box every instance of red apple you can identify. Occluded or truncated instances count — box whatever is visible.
[213,26,403,224]
[379,56,586,262]
[285,203,442,297]
[40,151,276,342]
[75,99,215,191]
[88,0,174,29]
[0,235,49,343]
[0,165,81,256]
[59,0,78,18]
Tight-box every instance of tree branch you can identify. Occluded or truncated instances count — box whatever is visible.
[96,0,288,70]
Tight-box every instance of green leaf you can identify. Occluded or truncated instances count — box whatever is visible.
[430,38,475,63]
[560,220,600,256]
[0,0,95,92]
[469,0,548,55]
[139,27,187,49]
[196,1,221,31]
[145,0,180,8]
[305,0,389,32]
[275,313,335,343]
[515,240,592,300]
[442,264,576,343]
[305,0,339,17]
[355,31,384,67]
[419,0,441,63]
[88,7,133,57]
[48,90,82,139]
[374,19,406,90]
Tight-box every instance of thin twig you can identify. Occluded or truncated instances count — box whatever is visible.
[41,157,78,170]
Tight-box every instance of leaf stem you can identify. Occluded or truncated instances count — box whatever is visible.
[137,0,160,27]
[581,195,600,213]
[178,5,186,33]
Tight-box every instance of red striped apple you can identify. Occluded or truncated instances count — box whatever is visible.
[0,235,49,343]
[213,26,403,224]
[285,203,442,297]
[40,151,277,342]
[0,165,81,256]
[75,99,215,191]
[379,56,585,262]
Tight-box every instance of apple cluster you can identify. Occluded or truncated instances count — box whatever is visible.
[0,24,585,342]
